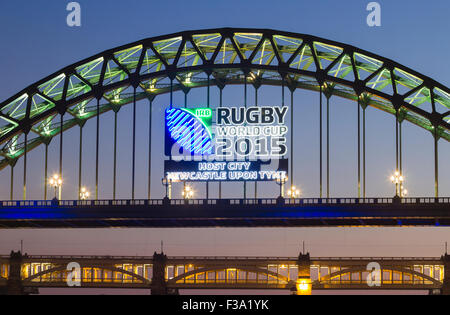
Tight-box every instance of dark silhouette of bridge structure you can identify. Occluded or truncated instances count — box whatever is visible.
[1,251,449,295]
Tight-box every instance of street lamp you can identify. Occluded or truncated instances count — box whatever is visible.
[390,171,404,197]
[400,185,408,198]
[80,187,90,200]
[49,174,62,200]
[182,185,195,200]
[295,278,312,295]
[275,173,288,198]
[287,186,301,199]
[162,177,173,199]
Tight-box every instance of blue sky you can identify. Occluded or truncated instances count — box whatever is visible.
[1,0,449,94]
[0,0,449,278]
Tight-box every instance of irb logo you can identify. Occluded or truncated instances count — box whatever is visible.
[195,108,212,118]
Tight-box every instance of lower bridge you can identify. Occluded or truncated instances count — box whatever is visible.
[1,251,449,295]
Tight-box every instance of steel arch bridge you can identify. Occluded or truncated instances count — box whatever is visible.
[1,252,449,295]
[0,28,449,200]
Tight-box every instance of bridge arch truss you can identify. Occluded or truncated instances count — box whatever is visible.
[0,255,446,293]
[0,28,449,199]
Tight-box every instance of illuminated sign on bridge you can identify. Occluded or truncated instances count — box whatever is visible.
[165,105,290,183]
[164,160,288,182]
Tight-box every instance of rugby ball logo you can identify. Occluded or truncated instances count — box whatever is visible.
[165,108,213,155]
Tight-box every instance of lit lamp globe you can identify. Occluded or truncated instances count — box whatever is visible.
[390,171,405,197]
[287,186,301,198]
[49,174,62,199]
[80,187,90,200]
[401,186,408,197]
[49,174,62,187]
[182,186,194,200]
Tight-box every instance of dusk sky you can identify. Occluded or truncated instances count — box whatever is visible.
[0,0,449,294]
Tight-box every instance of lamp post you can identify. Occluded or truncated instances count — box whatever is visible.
[287,185,301,199]
[49,174,62,200]
[400,185,408,198]
[162,177,172,199]
[390,171,404,197]
[182,184,194,200]
[275,173,288,198]
[80,187,90,200]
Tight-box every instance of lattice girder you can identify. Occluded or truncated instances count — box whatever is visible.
[0,28,448,171]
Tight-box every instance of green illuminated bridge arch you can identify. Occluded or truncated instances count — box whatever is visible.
[1,27,449,173]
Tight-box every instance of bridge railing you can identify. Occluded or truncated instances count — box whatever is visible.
[20,255,155,260]
[1,255,442,262]
[0,197,448,208]
[167,256,298,261]
[311,257,442,261]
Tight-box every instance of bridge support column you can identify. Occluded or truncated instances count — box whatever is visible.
[292,253,311,295]
[6,251,24,295]
[151,252,168,295]
[442,254,450,295]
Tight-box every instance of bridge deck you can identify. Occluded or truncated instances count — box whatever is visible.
[0,197,449,228]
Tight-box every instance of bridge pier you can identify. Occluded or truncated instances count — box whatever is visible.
[441,254,450,295]
[150,252,179,295]
[292,253,312,295]
[151,252,168,295]
[3,251,24,295]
